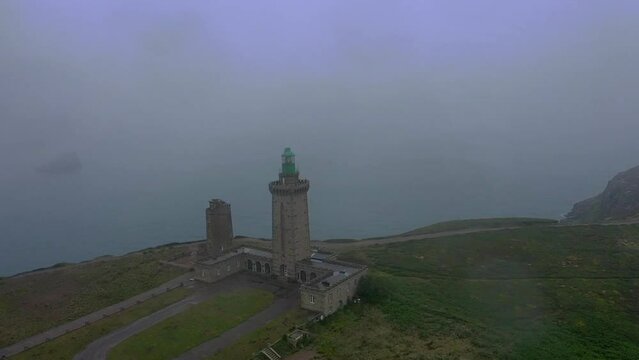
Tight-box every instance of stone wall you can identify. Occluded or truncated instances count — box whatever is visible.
[245,253,273,279]
[195,248,274,283]
[195,253,245,283]
[295,261,331,284]
[300,268,368,315]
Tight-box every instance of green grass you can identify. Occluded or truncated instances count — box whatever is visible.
[209,308,311,360]
[311,224,639,359]
[347,225,639,279]
[108,289,274,360]
[0,245,189,348]
[402,217,558,236]
[321,238,359,244]
[12,287,192,360]
[312,304,468,360]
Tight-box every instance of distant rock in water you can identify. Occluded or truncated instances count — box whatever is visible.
[36,152,82,175]
[564,165,639,223]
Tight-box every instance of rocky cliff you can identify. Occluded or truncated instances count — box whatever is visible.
[564,165,639,223]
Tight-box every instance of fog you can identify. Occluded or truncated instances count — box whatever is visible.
[1,1,638,275]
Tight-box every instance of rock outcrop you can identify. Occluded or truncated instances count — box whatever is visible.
[564,165,639,223]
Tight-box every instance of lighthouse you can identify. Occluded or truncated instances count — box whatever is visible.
[269,147,311,280]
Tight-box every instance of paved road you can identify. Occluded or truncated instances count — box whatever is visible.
[0,272,194,359]
[74,273,292,360]
[174,286,299,360]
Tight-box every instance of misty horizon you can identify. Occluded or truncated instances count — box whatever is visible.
[1,1,638,276]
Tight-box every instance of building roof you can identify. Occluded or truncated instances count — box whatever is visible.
[242,247,272,259]
[198,248,243,265]
[304,259,366,291]
[197,246,272,266]
[310,250,335,261]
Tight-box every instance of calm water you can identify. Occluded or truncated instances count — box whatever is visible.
[3,1,639,276]
[0,151,616,277]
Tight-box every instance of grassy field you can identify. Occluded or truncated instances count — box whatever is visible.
[401,217,558,236]
[108,289,274,360]
[310,224,639,359]
[319,217,557,244]
[209,308,311,360]
[0,245,190,348]
[12,287,192,360]
[321,238,359,244]
[402,217,557,235]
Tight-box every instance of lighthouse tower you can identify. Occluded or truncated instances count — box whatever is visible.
[269,147,311,280]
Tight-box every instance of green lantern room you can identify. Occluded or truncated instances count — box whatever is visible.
[281,147,297,176]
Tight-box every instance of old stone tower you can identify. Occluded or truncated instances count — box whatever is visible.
[195,148,367,315]
[269,147,311,280]
[205,199,233,258]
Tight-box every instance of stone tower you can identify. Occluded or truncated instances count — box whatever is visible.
[205,199,233,259]
[269,147,311,280]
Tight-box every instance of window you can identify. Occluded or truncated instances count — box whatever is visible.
[300,270,307,282]
[247,259,253,271]
[226,265,231,272]
[309,294,315,304]
[265,263,271,274]
[256,261,262,273]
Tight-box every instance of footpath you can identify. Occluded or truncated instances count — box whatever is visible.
[74,274,290,360]
[0,273,193,358]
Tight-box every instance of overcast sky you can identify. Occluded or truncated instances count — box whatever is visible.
[1,1,639,274]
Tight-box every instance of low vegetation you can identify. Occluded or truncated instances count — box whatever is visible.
[12,287,192,360]
[321,238,359,244]
[311,224,639,359]
[312,304,460,360]
[210,308,311,360]
[319,217,558,245]
[0,245,189,348]
[402,217,558,236]
[108,289,274,360]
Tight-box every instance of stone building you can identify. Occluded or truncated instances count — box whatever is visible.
[205,199,233,259]
[194,147,367,315]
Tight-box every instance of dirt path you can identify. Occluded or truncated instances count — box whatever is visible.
[0,273,194,359]
[74,292,203,360]
[238,220,639,254]
[174,286,299,360]
[311,227,522,253]
[234,227,523,254]
[312,220,639,253]
[73,273,290,360]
